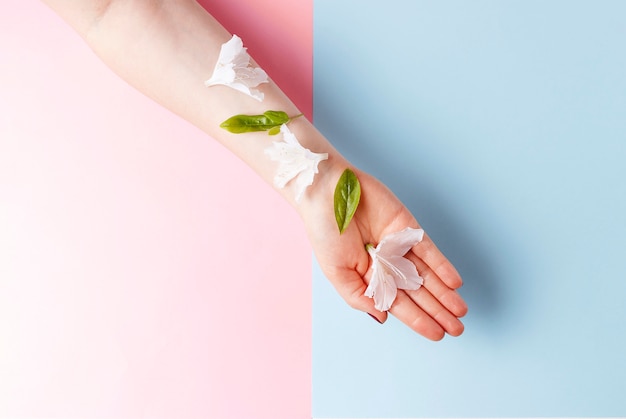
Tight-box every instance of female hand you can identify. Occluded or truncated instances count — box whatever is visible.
[300,166,467,340]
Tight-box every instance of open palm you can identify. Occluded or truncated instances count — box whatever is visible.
[303,169,467,340]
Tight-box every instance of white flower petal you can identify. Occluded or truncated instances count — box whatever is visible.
[292,167,315,201]
[265,125,328,202]
[237,66,269,86]
[365,264,398,312]
[279,122,301,146]
[204,34,268,101]
[377,227,424,258]
[382,255,423,290]
[219,33,244,64]
[266,144,310,188]
[205,64,234,86]
[364,227,425,310]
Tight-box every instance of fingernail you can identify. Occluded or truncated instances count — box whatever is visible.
[367,313,383,324]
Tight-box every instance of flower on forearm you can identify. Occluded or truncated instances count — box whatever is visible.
[265,124,328,202]
[365,227,425,312]
[204,34,269,101]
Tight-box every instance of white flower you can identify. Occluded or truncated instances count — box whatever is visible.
[265,124,328,202]
[365,227,425,312]
[204,34,269,101]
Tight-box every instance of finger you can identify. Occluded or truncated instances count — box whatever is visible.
[407,253,468,318]
[404,287,465,336]
[329,268,389,324]
[388,290,445,341]
[412,232,463,289]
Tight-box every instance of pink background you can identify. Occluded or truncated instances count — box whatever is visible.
[1,1,312,418]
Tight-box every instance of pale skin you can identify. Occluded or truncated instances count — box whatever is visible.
[42,0,467,340]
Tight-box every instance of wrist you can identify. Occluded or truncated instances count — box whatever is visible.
[292,146,355,233]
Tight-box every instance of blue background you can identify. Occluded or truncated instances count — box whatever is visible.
[312,1,626,417]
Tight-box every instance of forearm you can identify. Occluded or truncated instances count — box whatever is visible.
[41,0,468,337]
[41,0,348,211]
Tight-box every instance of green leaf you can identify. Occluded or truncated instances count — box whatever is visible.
[334,168,361,234]
[219,110,290,134]
[268,126,281,135]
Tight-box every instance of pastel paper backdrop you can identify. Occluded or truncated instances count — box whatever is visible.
[1,1,311,418]
[4,1,626,418]
[313,0,626,417]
